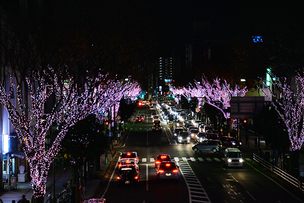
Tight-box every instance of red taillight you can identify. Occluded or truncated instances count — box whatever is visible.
[134,176,139,180]
[135,158,138,161]
[118,163,122,168]
[165,163,171,167]
[158,169,165,173]
[127,152,131,156]
[117,176,121,180]
[172,169,179,173]
[120,158,123,161]
[160,155,167,159]
[155,160,161,165]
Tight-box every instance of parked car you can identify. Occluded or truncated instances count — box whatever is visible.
[192,140,222,153]
[220,136,242,148]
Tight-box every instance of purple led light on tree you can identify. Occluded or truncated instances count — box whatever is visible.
[0,66,140,200]
[260,71,304,151]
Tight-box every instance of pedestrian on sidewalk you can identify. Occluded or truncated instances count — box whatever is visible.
[17,195,29,203]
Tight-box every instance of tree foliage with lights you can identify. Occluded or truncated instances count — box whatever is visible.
[171,76,247,119]
[0,66,140,199]
[261,71,304,151]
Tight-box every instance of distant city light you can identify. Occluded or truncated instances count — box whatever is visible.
[252,36,263,43]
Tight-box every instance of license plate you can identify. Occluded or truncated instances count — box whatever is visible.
[166,173,171,176]
[231,163,235,166]
[125,180,130,184]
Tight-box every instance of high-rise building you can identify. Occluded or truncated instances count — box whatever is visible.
[155,56,180,94]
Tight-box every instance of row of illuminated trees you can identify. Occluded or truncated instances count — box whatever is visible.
[0,66,141,201]
[170,72,304,152]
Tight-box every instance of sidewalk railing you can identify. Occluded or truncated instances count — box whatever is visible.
[253,153,304,192]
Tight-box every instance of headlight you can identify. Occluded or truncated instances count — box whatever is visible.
[187,137,190,140]
[232,142,236,145]
[228,159,232,163]
[178,136,182,140]
[239,158,244,163]
[239,142,242,145]
[177,123,179,127]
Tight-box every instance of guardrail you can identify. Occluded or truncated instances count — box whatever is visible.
[253,153,304,192]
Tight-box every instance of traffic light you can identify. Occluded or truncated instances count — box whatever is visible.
[243,119,247,124]
[105,121,109,126]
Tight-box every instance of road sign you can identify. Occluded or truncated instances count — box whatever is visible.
[108,131,113,137]
[125,98,132,105]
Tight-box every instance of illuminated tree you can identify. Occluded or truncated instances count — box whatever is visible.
[171,77,247,119]
[261,72,304,151]
[0,66,139,200]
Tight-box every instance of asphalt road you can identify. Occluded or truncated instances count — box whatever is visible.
[99,107,304,203]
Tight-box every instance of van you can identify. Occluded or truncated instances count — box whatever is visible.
[224,148,243,167]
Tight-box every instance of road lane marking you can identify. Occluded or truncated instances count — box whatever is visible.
[198,157,204,162]
[190,157,196,161]
[146,164,149,191]
[179,161,211,203]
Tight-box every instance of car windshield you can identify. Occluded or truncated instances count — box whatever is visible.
[121,153,137,158]
[179,132,189,137]
[228,152,242,158]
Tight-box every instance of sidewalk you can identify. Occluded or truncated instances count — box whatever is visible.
[0,143,122,203]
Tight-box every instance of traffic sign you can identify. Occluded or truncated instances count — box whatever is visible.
[125,98,132,105]
[108,131,113,137]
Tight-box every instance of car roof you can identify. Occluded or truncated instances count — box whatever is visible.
[225,148,241,152]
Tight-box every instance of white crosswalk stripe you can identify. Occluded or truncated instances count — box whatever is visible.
[138,157,251,163]
[190,157,196,161]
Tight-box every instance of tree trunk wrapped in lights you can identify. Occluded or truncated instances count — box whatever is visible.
[0,66,140,200]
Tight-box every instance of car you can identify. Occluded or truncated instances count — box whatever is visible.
[120,152,139,164]
[117,165,140,184]
[177,131,190,144]
[196,132,208,143]
[173,127,184,138]
[136,115,144,122]
[153,115,160,122]
[199,125,213,133]
[192,140,222,153]
[190,128,199,139]
[220,136,242,148]
[155,154,172,168]
[224,148,243,167]
[117,159,138,170]
[83,198,106,203]
[156,161,179,181]
[152,120,162,131]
